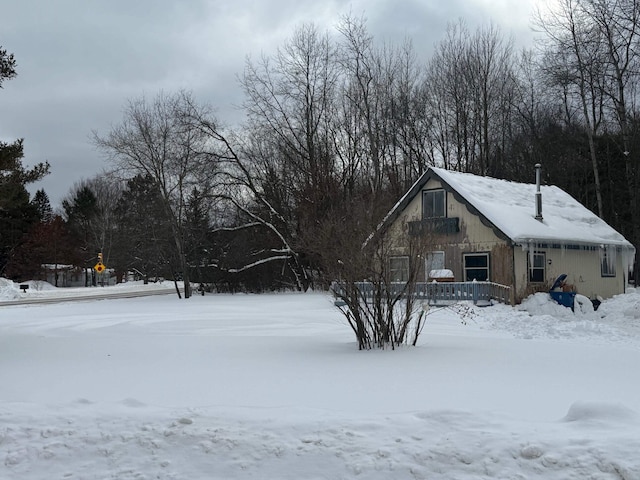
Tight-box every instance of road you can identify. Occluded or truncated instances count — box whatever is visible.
[0,287,181,306]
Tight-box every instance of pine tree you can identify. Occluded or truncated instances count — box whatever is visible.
[0,46,17,87]
[0,140,50,274]
[0,48,50,274]
[32,189,53,223]
[4,216,81,283]
[113,174,172,282]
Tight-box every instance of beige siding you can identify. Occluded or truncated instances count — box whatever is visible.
[388,178,514,287]
[387,177,631,304]
[513,246,628,301]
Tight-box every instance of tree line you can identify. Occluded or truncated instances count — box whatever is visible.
[2,1,639,303]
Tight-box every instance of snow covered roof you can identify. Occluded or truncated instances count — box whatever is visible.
[390,167,634,250]
[41,264,75,270]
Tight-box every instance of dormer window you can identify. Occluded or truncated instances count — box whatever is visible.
[423,189,445,219]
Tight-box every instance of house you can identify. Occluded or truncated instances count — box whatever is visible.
[42,264,117,287]
[380,165,636,304]
[41,264,81,287]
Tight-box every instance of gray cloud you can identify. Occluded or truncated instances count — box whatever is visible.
[0,0,539,208]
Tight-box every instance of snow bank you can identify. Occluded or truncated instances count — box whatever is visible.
[2,401,640,480]
[430,288,640,347]
[0,278,175,302]
[0,278,20,300]
[518,292,577,318]
[563,401,638,424]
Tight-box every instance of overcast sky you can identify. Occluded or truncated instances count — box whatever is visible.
[1,0,547,208]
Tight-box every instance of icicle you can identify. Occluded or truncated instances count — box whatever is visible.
[528,241,535,277]
[609,246,617,274]
[623,247,635,276]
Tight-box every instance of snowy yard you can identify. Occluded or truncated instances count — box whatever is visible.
[1,280,639,479]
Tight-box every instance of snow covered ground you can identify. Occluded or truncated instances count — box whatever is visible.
[0,279,639,479]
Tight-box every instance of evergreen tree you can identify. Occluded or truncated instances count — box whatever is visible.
[0,46,17,87]
[0,48,50,274]
[0,140,50,275]
[32,189,53,223]
[62,185,98,243]
[185,187,212,277]
[5,215,81,283]
[113,174,173,282]
[62,185,99,284]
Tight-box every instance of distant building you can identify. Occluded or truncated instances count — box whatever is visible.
[42,264,116,287]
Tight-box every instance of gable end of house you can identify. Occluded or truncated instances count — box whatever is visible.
[379,167,513,244]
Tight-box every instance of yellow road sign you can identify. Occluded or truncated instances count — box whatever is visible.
[94,262,106,273]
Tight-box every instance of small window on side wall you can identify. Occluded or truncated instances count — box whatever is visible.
[389,256,409,283]
[423,189,445,219]
[600,246,616,277]
[528,251,546,283]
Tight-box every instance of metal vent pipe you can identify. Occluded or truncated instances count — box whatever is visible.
[535,163,543,222]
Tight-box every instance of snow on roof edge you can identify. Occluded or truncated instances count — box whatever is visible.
[430,167,634,250]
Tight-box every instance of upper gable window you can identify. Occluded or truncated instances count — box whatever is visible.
[423,189,446,219]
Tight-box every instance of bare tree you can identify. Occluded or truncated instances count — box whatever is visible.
[425,20,517,176]
[240,22,339,203]
[336,15,389,193]
[424,26,466,171]
[176,111,312,291]
[62,175,123,284]
[318,201,430,350]
[582,0,640,279]
[336,16,433,195]
[389,39,433,183]
[336,15,432,195]
[236,23,342,288]
[93,90,217,298]
[535,0,607,217]
[468,23,517,176]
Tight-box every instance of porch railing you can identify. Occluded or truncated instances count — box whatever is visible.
[408,217,460,236]
[332,281,512,306]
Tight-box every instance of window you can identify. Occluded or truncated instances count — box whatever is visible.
[423,189,445,218]
[389,256,409,283]
[528,251,546,283]
[600,246,616,277]
[425,251,445,279]
[464,253,489,281]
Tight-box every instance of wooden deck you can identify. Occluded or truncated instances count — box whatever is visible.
[332,281,512,306]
